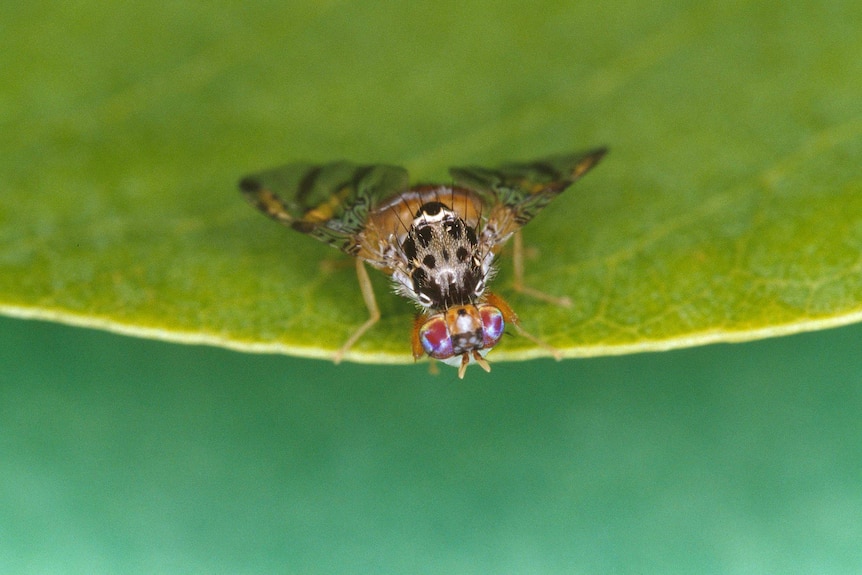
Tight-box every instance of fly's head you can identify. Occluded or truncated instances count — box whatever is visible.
[414,303,507,379]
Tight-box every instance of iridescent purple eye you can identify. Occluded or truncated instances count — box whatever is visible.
[478,305,505,348]
[419,316,454,359]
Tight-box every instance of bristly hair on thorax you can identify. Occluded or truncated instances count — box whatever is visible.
[388,185,496,312]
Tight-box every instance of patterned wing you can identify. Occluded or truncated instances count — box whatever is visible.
[449,148,607,243]
[239,161,410,255]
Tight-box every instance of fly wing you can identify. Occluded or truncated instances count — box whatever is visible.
[449,148,607,245]
[239,161,410,255]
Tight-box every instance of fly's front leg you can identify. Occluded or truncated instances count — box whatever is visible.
[511,229,572,307]
[484,292,562,361]
[333,259,381,364]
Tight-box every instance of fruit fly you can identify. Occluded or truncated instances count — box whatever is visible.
[239,148,606,378]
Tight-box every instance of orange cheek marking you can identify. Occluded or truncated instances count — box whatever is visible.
[482,291,520,326]
[411,314,429,360]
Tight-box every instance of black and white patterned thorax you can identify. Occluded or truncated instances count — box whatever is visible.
[391,197,496,310]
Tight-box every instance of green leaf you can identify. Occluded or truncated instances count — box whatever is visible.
[2,1,860,364]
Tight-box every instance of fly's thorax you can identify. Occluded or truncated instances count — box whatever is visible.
[392,200,494,309]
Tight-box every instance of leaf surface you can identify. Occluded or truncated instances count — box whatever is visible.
[1,1,860,363]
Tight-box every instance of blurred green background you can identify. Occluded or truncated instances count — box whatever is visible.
[3,317,861,573]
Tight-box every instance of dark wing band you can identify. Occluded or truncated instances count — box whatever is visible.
[449,148,607,231]
[239,161,410,254]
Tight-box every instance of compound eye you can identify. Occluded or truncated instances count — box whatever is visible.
[419,315,454,359]
[478,305,505,349]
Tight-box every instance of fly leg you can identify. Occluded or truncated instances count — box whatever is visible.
[333,259,381,364]
[484,292,562,361]
[511,229,572,307]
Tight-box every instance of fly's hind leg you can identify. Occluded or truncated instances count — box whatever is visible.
[511,229,572,307]
[333,259,381,364]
